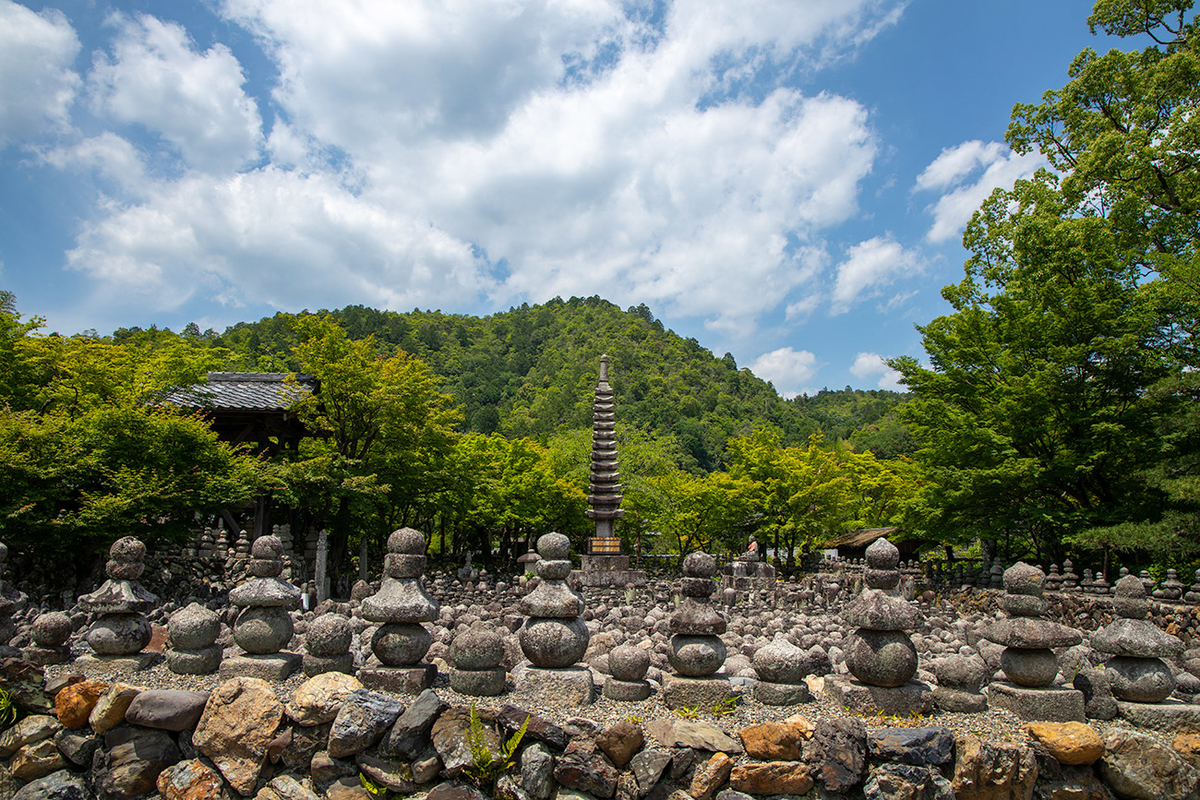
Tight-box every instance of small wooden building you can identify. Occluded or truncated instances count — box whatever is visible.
[826,527,924,562]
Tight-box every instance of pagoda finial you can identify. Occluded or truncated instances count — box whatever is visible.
[599,354,609,385]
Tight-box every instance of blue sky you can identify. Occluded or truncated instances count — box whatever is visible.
[1,0,1117,396]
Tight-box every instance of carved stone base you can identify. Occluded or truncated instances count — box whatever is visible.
[603,678,652,702]
[219,652,302,682]
[22,646,70,667]
[1115,699,1200,733]
[754,679,812,706]
[661,674,733,711]
[357,662,437,694]
[302,653,355,677]
[75,652,161,675]
[823,674,933,717]
[986,681,1084,722]
[450,667,506,697]
[513,666,594,707]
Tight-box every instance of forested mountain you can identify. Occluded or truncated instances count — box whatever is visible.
[177,297,908,470]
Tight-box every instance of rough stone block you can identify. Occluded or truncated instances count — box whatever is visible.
[753,680,811,706]
[219,652,302,682]
[74,652,160,675]
[661,674,733,711]
[1115,699,1200,733]
[823,674,933,717]
[987,681,1085,722]
[513,666,595,707]
[357,663,437,694]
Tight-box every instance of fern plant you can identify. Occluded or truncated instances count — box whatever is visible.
[0,687,17,731]
[359,772,390,799]
[462,702,528,792]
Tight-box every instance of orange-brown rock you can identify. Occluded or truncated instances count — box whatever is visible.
[192,677,283,795]
[953,735,1037,800]
[157,758,228,800]
[1026,722,1105,766]
[738,720,811,760]
[1174,734,1200,765]
[55,680,108,728]
[731,761,813,795]
[689,752,732,800]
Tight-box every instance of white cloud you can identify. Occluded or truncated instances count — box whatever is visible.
[43,133,148,195]
[849,351,903,390]
[0,0,80,147]
[50,0,906,333]
[65,167,489,314]
[915,140,1045,243]
[830,236,920,314]
[749,346,820,399]
[88,14,262,172]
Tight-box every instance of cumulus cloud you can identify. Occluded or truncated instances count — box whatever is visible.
[830,236,921,314]
[915,140,1045,243]
[38,0,906,330]
[749,346,820,398]
[88,14,262,172]
[65,167,489,313]
[0,0,80,147]
[849,351,903,390]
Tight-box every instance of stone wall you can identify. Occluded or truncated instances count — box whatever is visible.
[3,665,1200,799]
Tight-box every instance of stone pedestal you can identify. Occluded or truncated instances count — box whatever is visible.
[754,680,812,705]
[1114,699,1200,733]
[823,674,933,716]
[662,674,735,711]
[449,625,506,697]
[604,678,652,701]
[359,662,438,694]
[76,652,163,675]
[24,612,72,666]
[513,666,594,707]
[604,643,651,702]
[987,681,1085,722]
[752,633,812,706]
[220,652,303,682]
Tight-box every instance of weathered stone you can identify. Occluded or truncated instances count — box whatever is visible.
[597,719,644,768]
[355,754,416,794]
[1026,722,1104,766]
[498,705,568,750]
[1073,668,1118,721]
[863,763,954,800]
[88,683,140,734]
[0,658,53,714]
[521,742,556,800]
[0,714,61,758]
[823,674,933,716]
[12,770,92,800]
[1106,655,1176,703]
[645,718,743,753]
[603,677,652,701]
[258,774,321,800]
[323,776,371,800]
[807,718,866,794]
[310,751,358,785]
[630,748,672,795]
[983,617,1082,650]
[1101,726,1200,800]
[54,729,99,767]
[513,665,594,707]
[327,689,404,758]
[689,752,732,800]
[737,720,810,761]
[286,672,364,726]
[555,739,619,798]
[382,688,447,759]
[432,706,499,776]
[1115,699,1200,733]
[95,726,181,800]
[729,762,813,796]
[933,686,988,713]
[125,688,210,732]
[54,679,107,728]
[660,674,733,711]
[988,681,1085,723]
[425,782,490,800]
[867,726,955,766]
[9,737,66,782]
[952,735,1037,800]
[193,677,284,796]
[610,645,650,682]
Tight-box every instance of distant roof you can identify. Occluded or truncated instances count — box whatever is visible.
[166,372,317,412]
[826,527,899,549]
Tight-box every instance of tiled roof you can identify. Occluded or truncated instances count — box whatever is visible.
[167,372,317,412]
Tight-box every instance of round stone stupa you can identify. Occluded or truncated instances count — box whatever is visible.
[753,633,812,705]
[449,624,506,696]
[77,536,159,672]
[166,602,221,675]
[358,528,440,693]
[981,562,1084,722]
[823,537,931,715]
[303,613,354,677]
[662,551,733,710]
[513,532,593,706]
[1092,575,1185,704]
[221,535,303,680]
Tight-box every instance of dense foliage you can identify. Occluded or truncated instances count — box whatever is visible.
[893,0,1200,567]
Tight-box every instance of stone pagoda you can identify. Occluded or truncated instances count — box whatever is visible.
[358,528,440,693]
[0,542,24,659]
[824,537,932,715]
[77,536,159,672]
[514,532,593,706]
[663,551,733,710]
[982,562,1084,721]
[222,535,303,680]
[575,355,646,588]
[1092,574,1199,730]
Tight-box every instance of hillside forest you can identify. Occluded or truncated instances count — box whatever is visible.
[1,0,1197,586]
